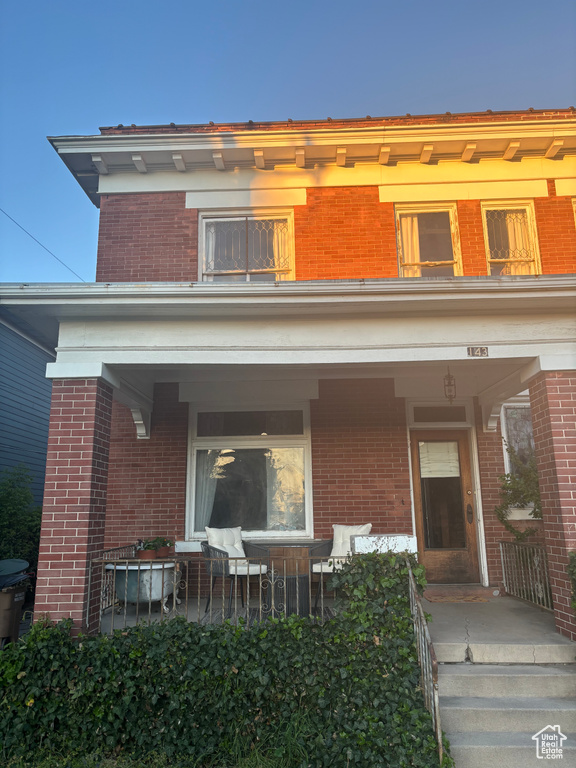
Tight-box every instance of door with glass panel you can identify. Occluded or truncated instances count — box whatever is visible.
[410,430,479,583]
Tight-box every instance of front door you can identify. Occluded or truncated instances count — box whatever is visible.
[411,430,479,583]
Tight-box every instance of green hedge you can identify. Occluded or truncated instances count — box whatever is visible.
[0,553,446,767]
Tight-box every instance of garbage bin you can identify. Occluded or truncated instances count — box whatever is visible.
[0,584,28,644]
[0,559,31,646]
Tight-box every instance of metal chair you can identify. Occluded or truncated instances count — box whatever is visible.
[309,524,372,609]
[201,540,269,617]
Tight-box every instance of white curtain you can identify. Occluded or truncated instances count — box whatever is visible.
[272,220,287,278]
[204,223,216,276]
[195,450,219,530]
[400,215,421,277]
[265,448,305,530]
[505,212,532,275]
[419,441,460,478]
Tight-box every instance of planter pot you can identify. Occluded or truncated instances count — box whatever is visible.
[156,547,171,558]
[136,549,157,560]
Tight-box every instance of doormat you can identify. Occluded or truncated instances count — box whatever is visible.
[425,595,489,602]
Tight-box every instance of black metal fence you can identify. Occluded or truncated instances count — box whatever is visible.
[91,550,337,634]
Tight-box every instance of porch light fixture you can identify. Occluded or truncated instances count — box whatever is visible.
[443,366,457,404]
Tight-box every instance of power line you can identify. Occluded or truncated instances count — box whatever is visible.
[0,206,87,282]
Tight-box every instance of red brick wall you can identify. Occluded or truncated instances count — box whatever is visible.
[294,188,397,279]
[35,379,113,630]
[529,371,576,640]
[534,186,576,274]
[310,378,412,538]
[457,201,488,276]
[104,383,188,548]
[96,193,198,282]
[94,186,575,283]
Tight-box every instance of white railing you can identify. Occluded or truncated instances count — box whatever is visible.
[499,540,553,610]
[408,564,443,763]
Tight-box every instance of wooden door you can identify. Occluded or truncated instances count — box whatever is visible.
[411,430,479,583]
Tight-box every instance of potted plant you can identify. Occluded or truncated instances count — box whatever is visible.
[154,537,173,558]
[136,539,157,560]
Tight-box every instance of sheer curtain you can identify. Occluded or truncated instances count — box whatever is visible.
[195,450,219,530]
[400,215,421,277]
[505,212,532,275]
[272,220,286,279]
[265,448,305,531]
[204,223,216,275]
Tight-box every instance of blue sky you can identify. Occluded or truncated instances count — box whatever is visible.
[1,0,575,283]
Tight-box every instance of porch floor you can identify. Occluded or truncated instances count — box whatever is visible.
[424,593,576,663]
[99,595,336,634]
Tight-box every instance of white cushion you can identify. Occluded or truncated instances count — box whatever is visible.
[205,526,247,562]
[231,562,268,577]
[312,560,345,573]
[330,523,372,558]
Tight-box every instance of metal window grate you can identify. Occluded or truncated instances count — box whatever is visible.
[205,218,290,277]
[485,209,534,262]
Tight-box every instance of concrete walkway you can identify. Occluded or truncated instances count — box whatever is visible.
[425,595,576,663]
[424,595,576,767]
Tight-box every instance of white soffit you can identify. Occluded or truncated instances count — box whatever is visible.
[179,379,319,404]
[379,179,548,203]
[185,188,306,209]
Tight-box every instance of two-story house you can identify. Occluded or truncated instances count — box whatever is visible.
[2,108,575,637]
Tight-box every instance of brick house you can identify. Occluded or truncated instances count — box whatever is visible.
[2,108,575,638]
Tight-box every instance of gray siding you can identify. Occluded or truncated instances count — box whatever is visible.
[0,322,54,506]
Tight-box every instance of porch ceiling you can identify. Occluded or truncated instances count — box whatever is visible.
[105,358,531,398]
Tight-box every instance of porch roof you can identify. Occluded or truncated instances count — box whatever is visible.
[2,274,575,352]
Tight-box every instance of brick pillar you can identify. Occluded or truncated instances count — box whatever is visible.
[34,378,113,633]
[529,371,576,640]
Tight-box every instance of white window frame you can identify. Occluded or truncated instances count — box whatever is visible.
[186,404,313,541]
[395,202,462,278]
[198,208,295,282]
[481,200,541,276]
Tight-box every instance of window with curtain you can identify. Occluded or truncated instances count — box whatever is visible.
[483,206,538,275]
[396,207,460,277]
[501,403,535,475]
[191,409,310,537]
[202,215,292,281]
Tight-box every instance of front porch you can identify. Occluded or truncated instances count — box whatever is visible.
[3,278,572,640]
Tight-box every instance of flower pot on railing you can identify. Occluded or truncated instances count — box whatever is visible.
[136,549,157,560]
[156,547,171,558]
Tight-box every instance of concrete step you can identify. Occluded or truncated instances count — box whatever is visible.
[447,731,575,768]
[438,663,576,698]
[441,695,576,733]
[435,640,576,663]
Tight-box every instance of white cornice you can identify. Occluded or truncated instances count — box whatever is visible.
[49,119,576,151]
[48,117,576,207]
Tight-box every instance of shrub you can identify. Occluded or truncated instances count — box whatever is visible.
[0,465,42,572]
[0,554,444,767]
[494,444,542,541]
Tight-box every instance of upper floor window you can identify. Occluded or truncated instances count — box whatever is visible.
[482,202,540,276]
[395,204,461,277]
[200,210,294,282]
